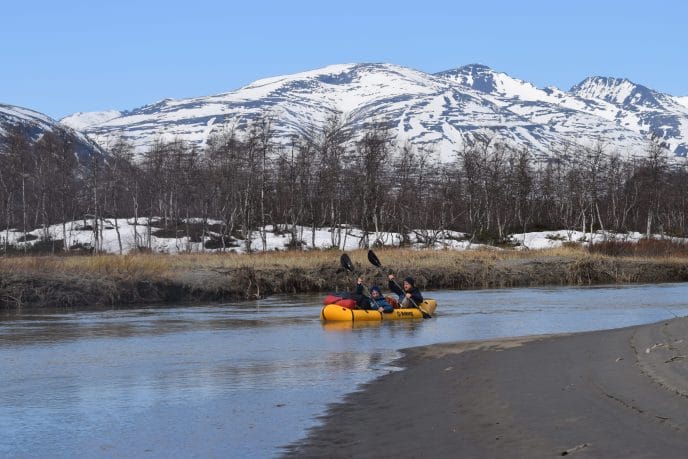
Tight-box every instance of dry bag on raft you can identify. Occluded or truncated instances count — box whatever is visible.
[322,293,357,309]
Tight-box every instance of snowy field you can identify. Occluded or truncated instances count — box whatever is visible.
[0,218,681,254]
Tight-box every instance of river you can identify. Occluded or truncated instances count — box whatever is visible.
[1,283,687,458]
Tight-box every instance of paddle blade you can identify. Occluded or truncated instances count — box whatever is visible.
[367,250,382,268]
[340,253,355,272]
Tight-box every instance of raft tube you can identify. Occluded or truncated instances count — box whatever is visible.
[320,299,437,322]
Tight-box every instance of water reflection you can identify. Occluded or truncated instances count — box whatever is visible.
[1,283,688,458]
[321,321,383,332]
[320,319,425,334]
[0,307,313,345]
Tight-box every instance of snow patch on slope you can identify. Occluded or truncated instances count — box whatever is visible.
[674,96,688,112]
[571,77,636,106]
[0,103,56,127]
[61,110,123,131]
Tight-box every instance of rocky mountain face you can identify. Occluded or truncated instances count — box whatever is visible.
[570,76,688,156]
[54,63,688,161]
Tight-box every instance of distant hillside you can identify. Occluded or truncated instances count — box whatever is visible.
[1,103,105,162]
[60,63,688,160]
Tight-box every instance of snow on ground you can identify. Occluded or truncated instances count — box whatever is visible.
[0,219,683,254]
[509,229,674,250]
[0,219,480,254]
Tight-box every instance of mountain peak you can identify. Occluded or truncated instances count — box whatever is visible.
[435,64,550,102]
[434,64,502,94]
[60,109,123,131]
[243,63,419,89]
[436,63,493,74]
[570,76,659,108]
[57,62,688,160]
[458,63,494,72]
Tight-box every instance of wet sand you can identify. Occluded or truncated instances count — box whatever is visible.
[284,317,688,458]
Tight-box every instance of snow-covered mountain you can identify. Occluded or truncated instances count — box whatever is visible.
[571,77,688,156]
[60,63,688,160]
[1,103,105,161]
[60,109,123,131]
[676,96,688,110]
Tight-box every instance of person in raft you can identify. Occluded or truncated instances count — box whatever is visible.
[355,278,394,313]
[369,285,394,313]
[388,274,423,309]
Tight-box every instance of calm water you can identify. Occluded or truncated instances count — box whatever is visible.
[1,283,687,458]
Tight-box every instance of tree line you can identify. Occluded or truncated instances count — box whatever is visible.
[1,115,687,254]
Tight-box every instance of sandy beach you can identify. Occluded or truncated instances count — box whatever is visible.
[284,317,688,458]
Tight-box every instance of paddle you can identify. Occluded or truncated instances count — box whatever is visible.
[339,253,380,310]
[340,253,356,275]
[367,249,431,318]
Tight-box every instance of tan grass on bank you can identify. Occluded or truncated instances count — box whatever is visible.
[0,247,556,270]
[2,245,686,278]
[2,246,688,309]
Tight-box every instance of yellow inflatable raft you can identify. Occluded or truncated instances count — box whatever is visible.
[320,299,437,322]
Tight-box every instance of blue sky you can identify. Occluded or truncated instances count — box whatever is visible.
[2,0,686,119]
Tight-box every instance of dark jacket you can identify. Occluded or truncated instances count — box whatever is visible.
[353,283,367,308]
[389,280,423,307]
[355,284,394,313]
[355,283,365,298]
[370,295,394,313]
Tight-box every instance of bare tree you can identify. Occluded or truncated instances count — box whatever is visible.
[351,124,391,246]
[3,126,33,252]
[638,136,670,238]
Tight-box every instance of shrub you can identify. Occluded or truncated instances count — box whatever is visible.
[284,238,306,249]
[204,236,239,249]
[16,234,38,242]
[473,229,515,247]
[545,233,567,241]
[588,238,688,257]
[562,241,581,250]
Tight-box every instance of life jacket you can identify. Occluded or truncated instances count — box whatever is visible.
[386,296,400,309]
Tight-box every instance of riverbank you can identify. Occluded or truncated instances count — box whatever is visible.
[284,316,688,457]
[2,247,688,309]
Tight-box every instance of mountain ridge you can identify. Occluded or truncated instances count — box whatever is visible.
[0,103,106,162]
[47,63,688,160]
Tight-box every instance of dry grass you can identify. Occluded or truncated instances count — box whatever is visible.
[589,239,688,259]
[3,246,688,309]
[351,245,592,268]
[2,245,687,280]
[0,249,350,280]
[0,254,172,278]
